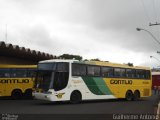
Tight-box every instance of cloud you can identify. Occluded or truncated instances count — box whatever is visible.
[0,0,160,67]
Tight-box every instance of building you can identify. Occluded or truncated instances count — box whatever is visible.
[0,41,55,65]
[152,72,160,89]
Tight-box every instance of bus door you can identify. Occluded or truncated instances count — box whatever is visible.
[53,63,69,91]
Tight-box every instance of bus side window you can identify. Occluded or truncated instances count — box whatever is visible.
[145,70,151,79]
[94,66,100,76]
[11,69,27,78]
[0,69,10,77]
[136,70,145,79]
[27,69,36,77]
[114,68,126,78]
[101,67,113,77]
[57,62,69,72]
[72,64,86,76]
[126,69,132,78]
[87,65,100,77]
[126,69,136,78]
[136,70,140,78]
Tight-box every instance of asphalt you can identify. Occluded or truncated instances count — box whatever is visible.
[0,92,159,120]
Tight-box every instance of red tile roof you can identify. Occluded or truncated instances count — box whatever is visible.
[0,41,55,62]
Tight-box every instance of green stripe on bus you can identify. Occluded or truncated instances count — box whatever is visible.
[93,78,112,95]
[82,77,103,95]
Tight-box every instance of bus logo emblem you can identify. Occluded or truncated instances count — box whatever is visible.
[56,93,65,99]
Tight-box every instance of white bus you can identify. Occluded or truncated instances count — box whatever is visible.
[33,59,151,103]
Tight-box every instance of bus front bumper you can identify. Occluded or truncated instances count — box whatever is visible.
[32,92,55,101]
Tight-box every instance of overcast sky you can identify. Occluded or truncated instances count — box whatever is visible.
[1,0,160,68]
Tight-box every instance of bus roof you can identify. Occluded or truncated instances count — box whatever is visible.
[39,59,79,63]
[83,61,150,70]
[38,59,150,70]
[0,64,37,69]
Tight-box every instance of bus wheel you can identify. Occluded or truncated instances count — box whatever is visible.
[133,90,140,101]
[70,91,82,104]
[24,89,33,99]
[11,89,22,100]
[125,90,133,101]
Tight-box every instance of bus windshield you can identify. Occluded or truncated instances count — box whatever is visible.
[35,62,69,92]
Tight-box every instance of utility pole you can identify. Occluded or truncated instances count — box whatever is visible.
[5,24,7,43]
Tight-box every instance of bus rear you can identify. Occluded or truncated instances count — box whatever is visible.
[0,65,36,99]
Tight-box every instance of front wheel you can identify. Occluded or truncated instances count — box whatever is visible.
[70,91,82,104]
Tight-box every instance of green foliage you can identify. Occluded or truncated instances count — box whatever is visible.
[90,58,101,61]
[58,54,83,60]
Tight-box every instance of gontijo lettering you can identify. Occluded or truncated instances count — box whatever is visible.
[110,80,132,84]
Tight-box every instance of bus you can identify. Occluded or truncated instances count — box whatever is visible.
[33,59,151,103]
[0,65,37,99]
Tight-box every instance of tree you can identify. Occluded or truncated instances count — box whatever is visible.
[90,58,100,61]
[58,54,83,60]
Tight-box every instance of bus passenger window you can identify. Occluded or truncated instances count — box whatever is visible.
[101,67,113,77]
[126,69,136,78]
[72,64,86,76]
[11,69,27,77]
[136,70,145,79]
[57,63,69,72]
[27,69,36,77]
[114,68,126,77]
[145,70,151,79]
[0,69,10,77]
[87,65,100,77]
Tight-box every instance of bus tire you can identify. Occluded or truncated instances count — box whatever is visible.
[125,90,133,101]
[70,91,82,104]
[24,89,33,99]
[11,89,22,100]
[133,90,140,101]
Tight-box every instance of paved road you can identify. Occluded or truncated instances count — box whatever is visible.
[0,94,159,120]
